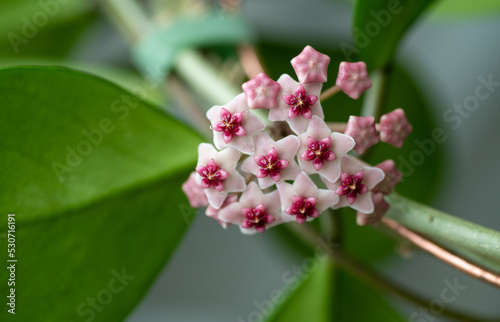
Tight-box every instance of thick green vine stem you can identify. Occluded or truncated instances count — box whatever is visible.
[386,194,500,274]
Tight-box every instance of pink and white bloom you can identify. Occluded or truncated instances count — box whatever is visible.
[336,62,372,99]
[324,156,385,214]
[205,194,238,229]
[356,192,390,226]
[373,159,402,195]
[195,143,246,209]
[218,182,282,234]
[297,116,355,183]
[242,73,281,109]
[278,172,338,224]
[182,172,208,208]
[344,116,380,154]
[269,74,324,134]
[291,45,330,84]
[241,133,300,189]
[207,93,266,154]
[379,108,413,148]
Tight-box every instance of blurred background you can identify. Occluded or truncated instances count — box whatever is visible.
[2,0,500,321]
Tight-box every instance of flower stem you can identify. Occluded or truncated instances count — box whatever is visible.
[382,217,500,288]
[237,43,265,79]
[386,193,500,276]
[319,85,341,102]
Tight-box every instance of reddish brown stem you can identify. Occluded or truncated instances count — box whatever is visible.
[382,217,500,288]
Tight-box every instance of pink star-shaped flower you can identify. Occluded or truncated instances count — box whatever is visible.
[205,194,238,229]
[219,182,282,234]
[195,143,246,209]
[182,172,208,208]
[344,116,380,154]
[242,73,281,109]
[291,45,331,84]
[207,93,266,154]
[269,74,324,134]
[356,192,390,226]
[336,62,372,99]
[373,159,402,195]
[241,133,300,189]
[323,156,385,214]
[379,108,413,148]
[278,172,338,224]
[297,116,355,183]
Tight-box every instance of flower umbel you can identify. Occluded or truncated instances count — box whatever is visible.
[184,46,411,234]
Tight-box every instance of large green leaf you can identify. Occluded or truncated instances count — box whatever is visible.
[353,0,437,70]
[266,260,334,322]
[266,260,403,322]
[0,66,202,321]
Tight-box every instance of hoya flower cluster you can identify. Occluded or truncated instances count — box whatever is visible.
[182,46,411,234]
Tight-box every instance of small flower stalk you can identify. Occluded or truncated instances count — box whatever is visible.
[183,46,413,234]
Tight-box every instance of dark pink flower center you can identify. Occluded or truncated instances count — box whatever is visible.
[195,159,229,192]
[300,136,336,171]
[241,203,275,234]
[335,171,369,205]
[212,108,246,144]
[282,85,318,119]
[285,195,319,224]
[253,147,289,182]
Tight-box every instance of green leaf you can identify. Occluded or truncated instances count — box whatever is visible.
[0,59,165,106]
[0,0,94,57]
[353,0,437,69]
[0,66,203,321]
[266,260,403,322]
[333,270,403,322]
[266,260,334,322]
[430,0,500,17]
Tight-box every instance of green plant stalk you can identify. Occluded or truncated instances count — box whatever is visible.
[101,0,151,42]
[387,194,500,272]
[175,50,240,106]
